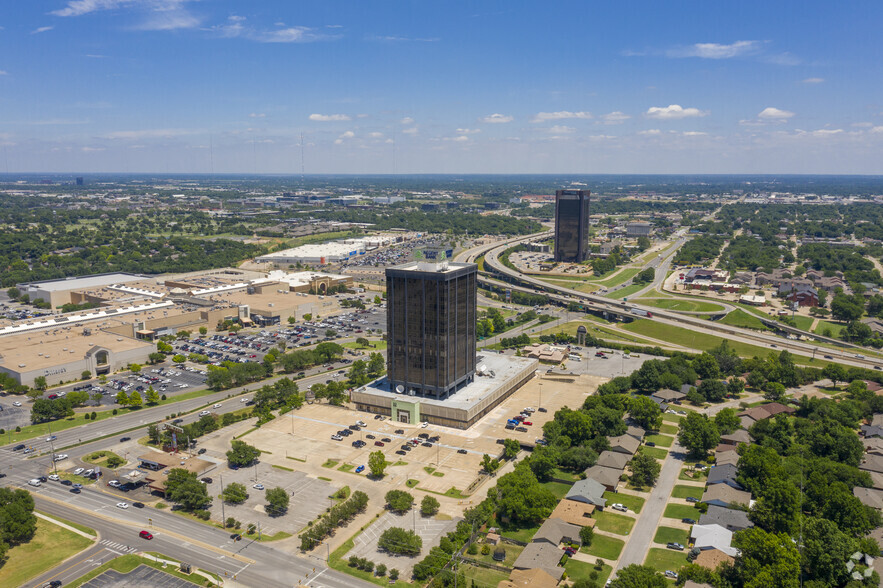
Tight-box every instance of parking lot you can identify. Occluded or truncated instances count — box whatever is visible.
[79,564,200,588]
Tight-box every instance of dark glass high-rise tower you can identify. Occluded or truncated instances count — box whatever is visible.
[554,189,591,262]
[386,259,477,398]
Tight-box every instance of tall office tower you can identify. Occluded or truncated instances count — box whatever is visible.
[75,177,84,186]
[386,256,477,398]
[554,189,591,262]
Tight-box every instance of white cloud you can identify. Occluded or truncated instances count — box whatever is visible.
[52,0,202,30]
[368,132,383,138]
[795,128,844,137]
[402,127,418,135]
[852,122,873,128]
[400,117,415,125]
[255,27,321,43]
[600,111,630,124]
[309,113,351,122]
[444,135,470,142]
[101,128,198,139]
[638,129,661,136]
[334,131,355,144]
[682,131,707,136]
[248,113,265,118]
[32,26,54,34]
[645,105,707,120]
[479,113,513,124]
[455,128,480,135]
[0,70,7,76]
[589,134,615,140]
[530,111,592,123]
[871,127,883,133]
[81,146,105,152]
[758,107,795,120]
[547,125,575,134]
[802,77,824,84]
[52,0,137,17]
[667,40,761,59]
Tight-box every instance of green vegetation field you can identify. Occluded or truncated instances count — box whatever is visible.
[461,563,509,587]
[599,267,642,288]
[541,481,574,500]
[671,485,704,500]
[593,511,636,535]
[641,446,669,460]
[341,340,387,351]
[581,534,625,560]
[606,283,646,300]
[603,491,645,513]
[659,424,679,435]
[814,320,846,337]
[644,434,674,447]
[639,298,726,313]
[566,560,613,585]
[644,547,689,574]
[0,518,93,588]
[663,503,702,520]
[720,308,770,330]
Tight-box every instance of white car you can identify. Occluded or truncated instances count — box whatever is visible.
[420,422,429,428]
[356,420,366,427]
[84,469,94,476]
[48,474,59,481]
[240,397,249,403]
[73,468,85,475]
[12,401,21,407]
[199,410,211,416]
[116,502,129,509]
[611,503,628,512]
[253,483,265,490]
[213,403,222,409]
[108,480,121,487]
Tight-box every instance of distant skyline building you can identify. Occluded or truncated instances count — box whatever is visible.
[385,258,477,399]
[554,189,591,262]
[76,177,84,186]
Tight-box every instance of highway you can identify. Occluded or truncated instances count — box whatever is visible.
[461,232,883,370]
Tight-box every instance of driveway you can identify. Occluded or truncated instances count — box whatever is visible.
[613,440,686,573]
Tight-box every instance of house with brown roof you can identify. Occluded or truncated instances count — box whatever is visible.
[720,429,752,446]
[694,549,736,571]
[701,484,752,509]
[854,487,883,510]
[608,434,641,455]
[533,517,582,546]
[498,568,559,588]
[651,388,687,404]
[584,464,623,492]
[860,454,883,475]
[512,543,565,581]
[738,402,794,428]
[596,450,631,470]
[714,451,740,467]
[625,425,646,441]
[863,437,883,456]
[549,499,596,527]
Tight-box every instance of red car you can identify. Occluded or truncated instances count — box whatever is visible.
[523,421,532,426]
[139,530,153,540]
[374,441,385,447]
[48,394,58,399]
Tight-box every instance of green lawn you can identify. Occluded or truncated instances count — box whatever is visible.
[606,283,646,300]
[785,315,815,331]
[341,340,387,351]
[603,492,645,513]
[565,559,613,585]
[500,522,541,543]
[461,563,510,588]
[36,511,96,537]
[671,485,704,500]
[679,468,708,482]
[653,526,689,545]
[600,267,642,288]
[644,547,689,574]
[814,319,846,337]
[593,511,636,535]
[644,434,674,448]
[641,446,669,460]
[663,503,702,520]
[551,468,581,482]
[639,298,726,313]
[581,534,625,560]
[83,450,126,469]
[659,424,679,435]
[470,542,525,568]
[720,309,770,330]
[0,518,93,588]
[541,480,574,500]
[662,413,684,424]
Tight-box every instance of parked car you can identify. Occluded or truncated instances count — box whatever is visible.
[355,465,365,474]
[374,441,385,447]
[686,496,699,503]
[457,449,468,454]
[682,518,696,525]
[365,434,376,440]
[611,503,628,512]
[253,483,265,490]
[394,429,405,434]
[515,426,528,433]
[331,434,343,441]
[666,542,685,551]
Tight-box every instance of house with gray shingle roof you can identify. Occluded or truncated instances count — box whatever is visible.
[584,465,622,493]
[596,450,630,470]
[565,478,607,508]
[706,464,743,489]
[701,484,752,509]
[608,434,641,455]
[698,505,754,532]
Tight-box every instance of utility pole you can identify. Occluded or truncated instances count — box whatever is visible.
[47,423,58,475]
[219,474,226,527]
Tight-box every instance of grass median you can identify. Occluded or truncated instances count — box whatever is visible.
[0,517,94,588]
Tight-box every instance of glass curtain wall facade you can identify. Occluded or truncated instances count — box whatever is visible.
[554,189,591,262]
[386,262,477,398]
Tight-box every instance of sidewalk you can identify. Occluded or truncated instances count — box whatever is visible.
[36,511,97,539]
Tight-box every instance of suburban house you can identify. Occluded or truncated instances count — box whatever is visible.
[498,568,560,588]
[512,517,581,581]
[860,454,883,475]
[738,403,795,429]
[583,464,623,493]
[706,464,744,490]
[549,499,596,528]
[596,450,631,471]
[533,518,582,546]
[698,505,754,532]
[694,549,736,572]
[565,478,608,507]
[854,487,883,510]
[720,429,752,446]
[608,434,641,455]
[701,484,752,509]
[651,388,687,405]
[714,451,740,467]
[625,425,646,441]
[690,523,739,557]
[861,425,883,439]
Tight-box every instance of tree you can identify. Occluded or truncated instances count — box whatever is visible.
[128,390,142,407]
[367,352,385,376]
[693,352,721,380]
[115,391,129,406]
[378,527,422,556]
[222,482,248,504]
[698,379,728,402]
[529,451,556,482]
[347,360,369,386]
[636,235,651,251]
[609,564,667,588]
[368,450,387,477]
[129,363,142,374]
[145,387,160,405]
[749,478,800,535]
[165,469,211,511]
[265,487,290,515]
[714,408,741,435]
[303,313,312,321]
[579,524,594,547]
[315,342,344,362]
[730,527,800,588]
[33,376,47,391]
[172,354,187,364]
[226,439,260,467]
[630,451,661,487]
[822,363,847,388]
[81,370,91,380]
[355,337,370,348]
[385,490,414,513]
[0,487,37,548]
[831,293,864,322]
[502,438,521,460]
[628,395,662,430]
[147,423,160,445]
[762,381,786,403]
[148,352,165,364]
[481,454,501,474]
[678,412,720,458]
[421,495,440,516]
[199,326,208,335]
[26,388,43,401]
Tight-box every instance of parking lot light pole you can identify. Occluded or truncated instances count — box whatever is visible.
[219,474,225,527]
[254,463,257,484]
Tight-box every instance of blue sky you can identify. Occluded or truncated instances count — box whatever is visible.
[2,0,883,174]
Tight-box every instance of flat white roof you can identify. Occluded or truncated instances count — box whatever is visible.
[21,273,143,292]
